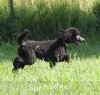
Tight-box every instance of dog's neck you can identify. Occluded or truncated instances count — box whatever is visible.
[56,38,67,46]
[47,38,67,51]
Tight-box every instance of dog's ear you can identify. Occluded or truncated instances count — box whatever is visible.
[66,28,80,36]
[59,29,71,40]
[59,29,65,35]
[23,29,30,36]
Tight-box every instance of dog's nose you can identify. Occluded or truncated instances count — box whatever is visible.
[76,35,85,41]
[82,38,85,41]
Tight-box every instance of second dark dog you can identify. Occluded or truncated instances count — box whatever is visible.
[13,27,85,70]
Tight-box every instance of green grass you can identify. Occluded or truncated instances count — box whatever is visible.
[0,0,100,94]
[0,33,100,95]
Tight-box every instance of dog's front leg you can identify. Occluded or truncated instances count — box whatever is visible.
[50,62,56,68]
[60,55,70,63]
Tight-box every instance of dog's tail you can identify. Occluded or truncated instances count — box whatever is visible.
[17,29,30,45]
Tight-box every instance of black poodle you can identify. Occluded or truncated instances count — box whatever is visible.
[13,27,85,70]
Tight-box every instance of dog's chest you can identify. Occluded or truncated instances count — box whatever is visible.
[55,47,66,58]
[44,47,66,61]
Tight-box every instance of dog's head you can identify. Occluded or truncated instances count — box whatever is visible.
[59,27,85,45]
[12,56,25,71]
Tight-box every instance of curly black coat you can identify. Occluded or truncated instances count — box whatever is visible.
[13,27,85,70]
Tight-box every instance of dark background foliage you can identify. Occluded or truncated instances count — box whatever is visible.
[0,0,100,43]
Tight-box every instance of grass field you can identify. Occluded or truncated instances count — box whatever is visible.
[0,0,100,94]
[0,33,100,95]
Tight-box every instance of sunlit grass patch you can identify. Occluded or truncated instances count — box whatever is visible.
[0,37,100,94]
[0,58,100,94]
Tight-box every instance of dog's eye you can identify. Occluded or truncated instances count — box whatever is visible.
[72,34,76,37]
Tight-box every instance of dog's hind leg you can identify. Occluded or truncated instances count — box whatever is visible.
[25,48,36,65]
[19,45,36,65]
[12,56,25,71]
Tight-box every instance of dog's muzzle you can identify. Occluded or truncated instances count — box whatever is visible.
[75,35,85,45]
